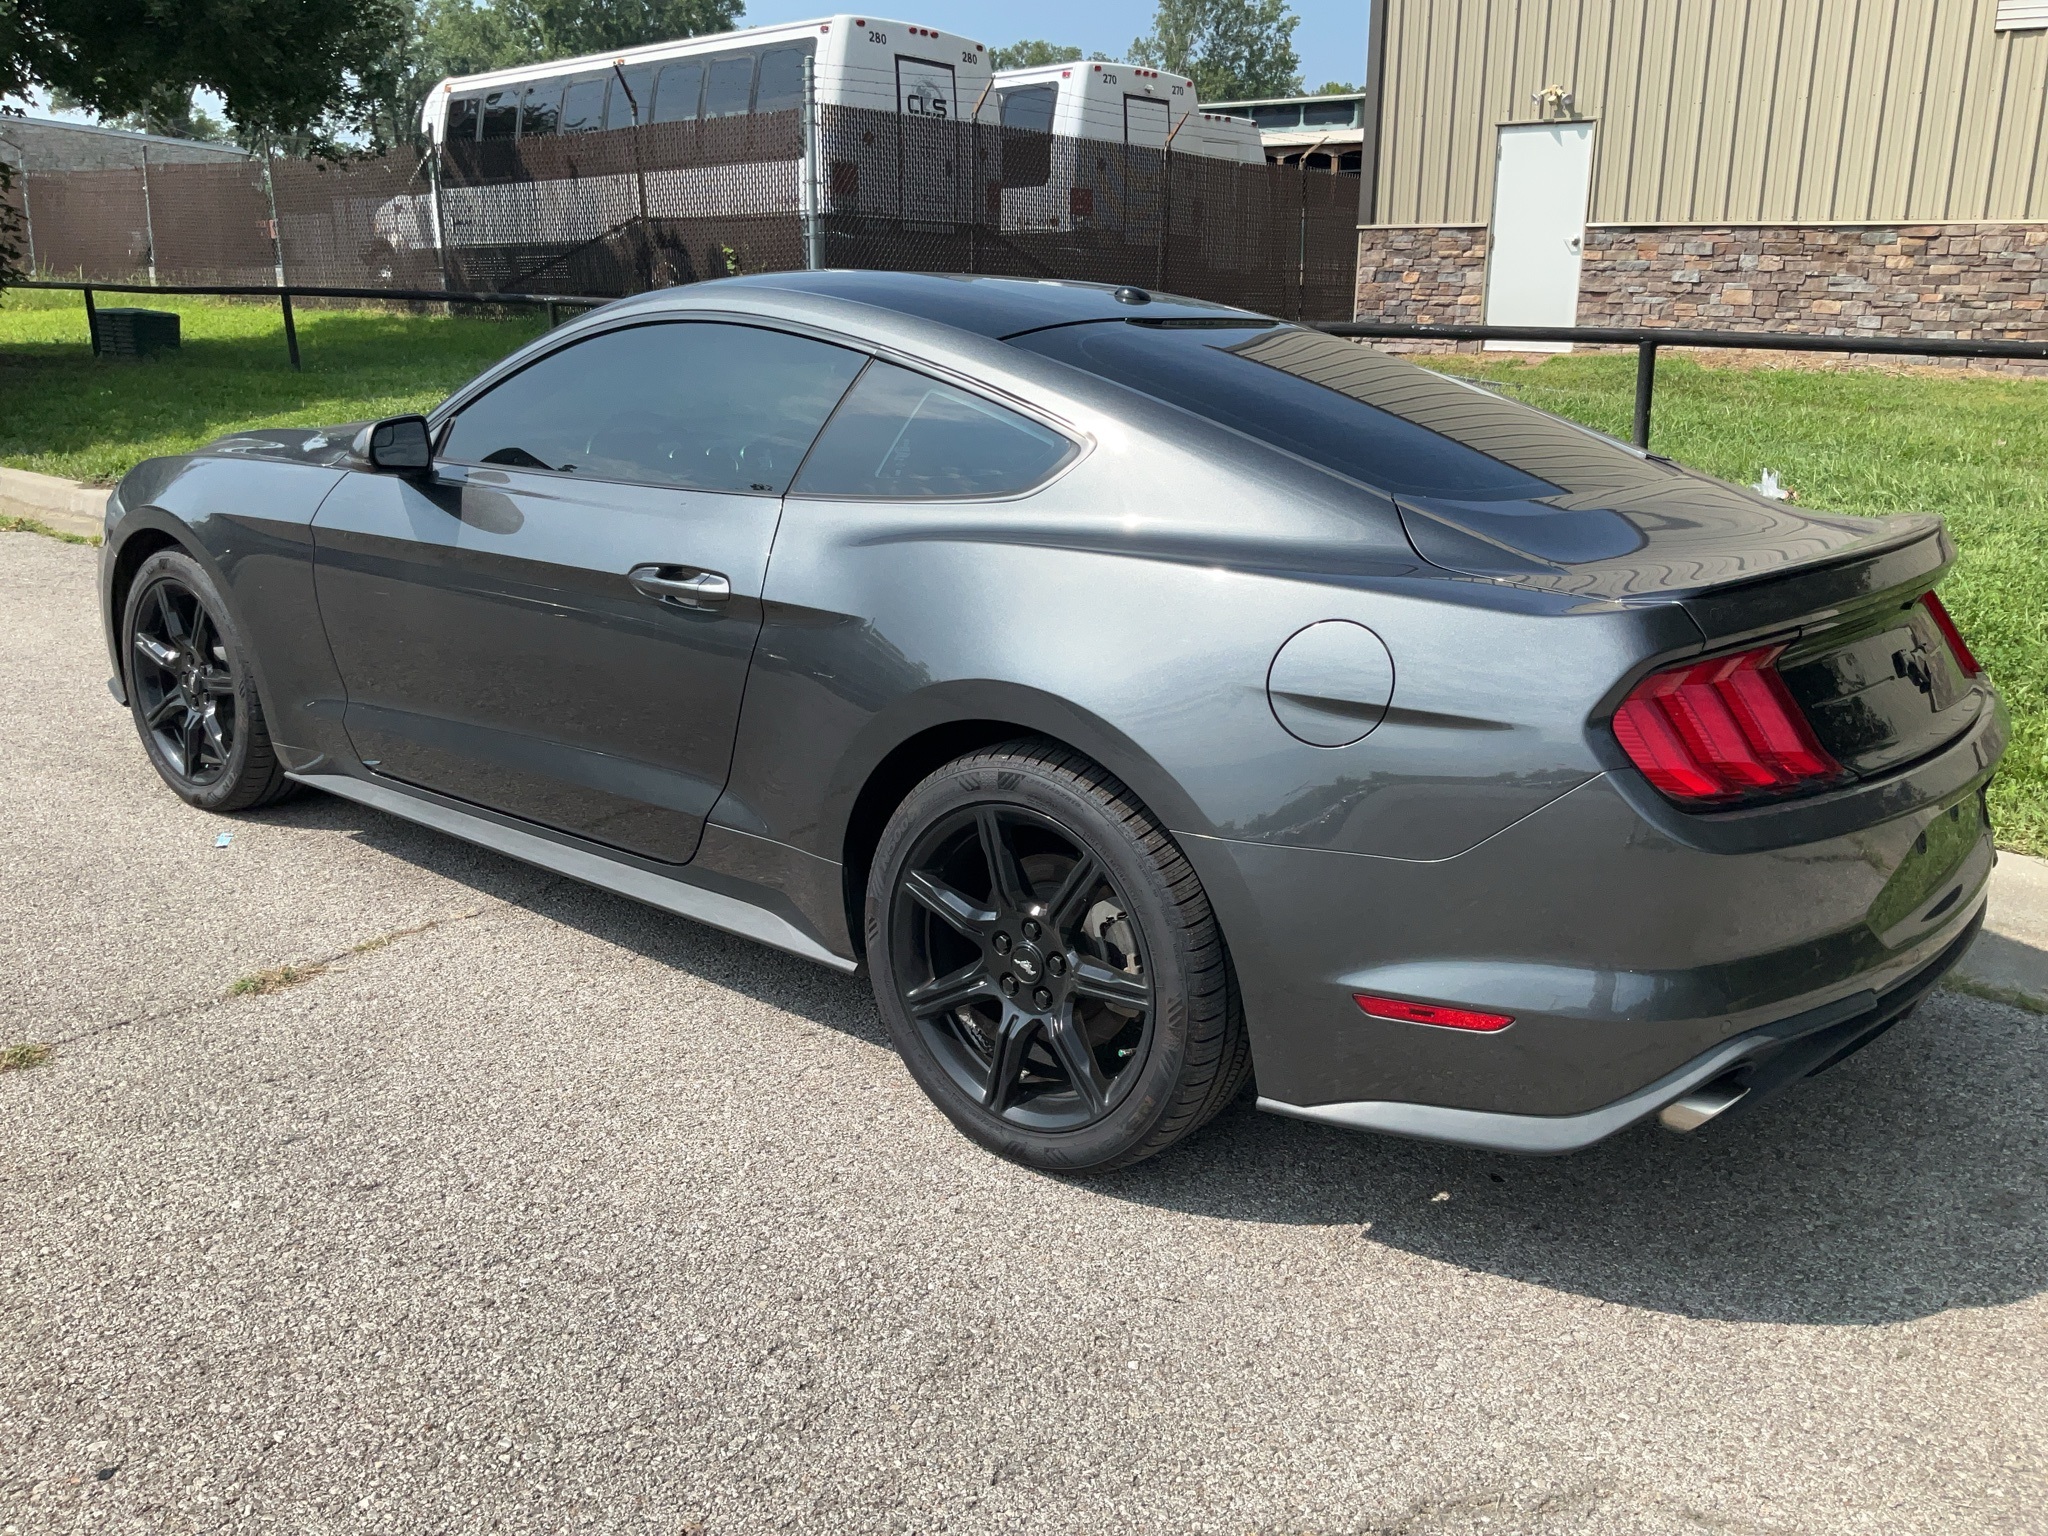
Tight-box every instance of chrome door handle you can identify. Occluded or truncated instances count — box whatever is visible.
[627,564,730,608]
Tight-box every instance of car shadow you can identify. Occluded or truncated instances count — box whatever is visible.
[247,789,2048,1328]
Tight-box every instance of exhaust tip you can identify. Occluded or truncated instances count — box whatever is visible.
[1658,1074,1750,1133]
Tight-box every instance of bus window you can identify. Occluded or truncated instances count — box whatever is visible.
[606,64,653,128]
[481,89,519,139]
[520,81,562,137]
[755,47,808,113]
[1301,98,1358,128]
[446,96,481,141]
[704,54,756,118]
[651,61,703,122]
[561,76,607,133]
[997,85,1056,187]
[1248,103,1300,129]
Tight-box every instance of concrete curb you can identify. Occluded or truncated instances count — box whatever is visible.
[1953,850,2048,1011]
[0,465,107,540]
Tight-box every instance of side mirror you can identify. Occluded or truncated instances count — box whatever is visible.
[356,415,433,476]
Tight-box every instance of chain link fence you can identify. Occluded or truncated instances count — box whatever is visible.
[8,106,1360,320]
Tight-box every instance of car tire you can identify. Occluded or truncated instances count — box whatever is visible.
[122,549,295,814]
[866,738,1251,1172]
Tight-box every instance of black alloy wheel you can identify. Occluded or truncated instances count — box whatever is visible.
[131,576,238,786]
[893,802,1155,1130]
[122,549,294,812]
[868,740,1251,1172]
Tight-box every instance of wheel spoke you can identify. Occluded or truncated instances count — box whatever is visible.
[200,702,230,760]
[902,869,997,937]
[903,959,995,1016]
[1046,1009,1108,1112]
[197,666,235,696]
[976,807,1030,909]
[1072,956,1151,1011]
[143,693,184,729]
[181,712,208,772]
[1044,852,1102,937]
[154,584,186,644]
[983,1013,1035,1113]
[133,633,180,675]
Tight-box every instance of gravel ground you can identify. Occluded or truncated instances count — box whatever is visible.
[2,530,2043,1536]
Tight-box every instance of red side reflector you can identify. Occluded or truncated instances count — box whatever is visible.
[1923,592,1983,677]
[1612,643,1842,806]
[1354,994,1515,1032]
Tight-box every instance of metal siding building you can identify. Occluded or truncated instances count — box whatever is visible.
[1372,0,2048,225]
[1355,0,2048,339]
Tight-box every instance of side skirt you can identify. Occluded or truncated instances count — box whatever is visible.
[290,770,859,974]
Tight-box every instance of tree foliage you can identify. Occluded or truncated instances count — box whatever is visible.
[1314,80,1359,95]
[2,0,410,145]
[1129,0,1302,102]
[989,39,1081,70]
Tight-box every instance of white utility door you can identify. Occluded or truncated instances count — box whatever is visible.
[1484,121,1595,351]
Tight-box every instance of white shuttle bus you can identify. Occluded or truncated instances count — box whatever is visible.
[381,16,995,267]
[976,60,1262,234]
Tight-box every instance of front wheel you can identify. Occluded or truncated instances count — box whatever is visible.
[866,739,1250,1173]
[122,549,294,813]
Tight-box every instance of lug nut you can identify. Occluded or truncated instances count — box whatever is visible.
[993,932,1011,954]
[1021,918,1040,940]
[1046,953,1066,976]
[1033,987,1053,1010]
[1000,974,1019,996]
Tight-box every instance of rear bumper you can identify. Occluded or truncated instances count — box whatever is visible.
[1180,696,2003,1126]
[1257,905,1981,1153]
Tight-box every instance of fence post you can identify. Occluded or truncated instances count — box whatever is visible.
[280,290,301,371]
[260,142,286,287]
[1632,340,1657,450]
[82,285,99,357]
[1295,159,1309,323]
[16,162,35,275]
[426,142,452,297]
[139,145,158,285]
[801,54,824,271]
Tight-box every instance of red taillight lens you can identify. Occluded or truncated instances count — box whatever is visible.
[1069,186,1095,218]
[1922,592,1982,677]
[1612,644,1842,806]
[1354,994,1515,1032]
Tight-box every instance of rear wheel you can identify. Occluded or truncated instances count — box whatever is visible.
[122,549,294,813]
[866,739,1250,1172]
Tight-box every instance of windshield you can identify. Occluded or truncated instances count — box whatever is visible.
[1007,321,1667,504]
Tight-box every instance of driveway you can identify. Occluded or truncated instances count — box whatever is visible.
[2,531,2043,1535]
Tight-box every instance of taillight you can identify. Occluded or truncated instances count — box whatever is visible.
[1354,994,1514,1032]
[1069,186,1094,218]
[1922,592,1982,677]
[1612,644,1842,806]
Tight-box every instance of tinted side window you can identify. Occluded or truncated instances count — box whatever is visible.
[705,55,756,117]
[606,64,653,127]
[652,61,702,122]
[446,96,480,141]
[1302,98,1358,127]
[793,362,1076,500]
[480,89,519,139]
[520,82,561,137]
[441,323,867,494]
[998,84,1056,188]
[999,83,1057,133]
[561,76,607,133]
[756,47,808,112]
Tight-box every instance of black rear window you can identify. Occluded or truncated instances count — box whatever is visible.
[1008,322,1667,503]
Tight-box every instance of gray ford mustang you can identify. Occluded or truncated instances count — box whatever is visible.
[100,272,2006,1171]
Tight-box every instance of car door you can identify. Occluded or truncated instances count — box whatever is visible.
[310,319,867,864]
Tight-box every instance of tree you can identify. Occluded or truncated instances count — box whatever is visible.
[1313,80,1359,95]
[1129,0,1301,102]
[989,40,1081,70]
[2,0,410,147]
[46,84,231,141]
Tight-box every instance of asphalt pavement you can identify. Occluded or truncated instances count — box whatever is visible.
[3,529,2043,1536]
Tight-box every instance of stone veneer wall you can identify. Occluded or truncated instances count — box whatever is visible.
[1356,222,2048,360]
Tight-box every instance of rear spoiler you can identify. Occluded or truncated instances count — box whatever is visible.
[1681,515,1951,649]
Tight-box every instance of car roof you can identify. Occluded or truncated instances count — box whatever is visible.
[651,270,1265,340]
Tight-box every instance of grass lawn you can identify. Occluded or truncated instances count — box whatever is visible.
[2,293,2041,852]
[0,288,546,485]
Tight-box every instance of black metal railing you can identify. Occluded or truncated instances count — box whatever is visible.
[12,279,612,371]
[1314,321,2048,449]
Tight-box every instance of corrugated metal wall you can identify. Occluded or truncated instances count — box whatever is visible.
[1374,0,2048,225]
